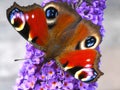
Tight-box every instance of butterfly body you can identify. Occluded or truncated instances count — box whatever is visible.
[7,1,103,83]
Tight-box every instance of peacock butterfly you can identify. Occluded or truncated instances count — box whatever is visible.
[6,1,103,83]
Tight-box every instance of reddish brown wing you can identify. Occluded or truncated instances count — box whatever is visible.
[7,3,49,49]
[56,19,103,83]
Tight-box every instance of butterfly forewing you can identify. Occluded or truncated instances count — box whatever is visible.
[7,2,49,49]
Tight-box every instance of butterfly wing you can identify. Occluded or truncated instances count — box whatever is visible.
[7,3,49,49]
[56,20,103,83]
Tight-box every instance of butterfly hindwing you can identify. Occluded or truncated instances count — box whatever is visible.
[54,16,103,83]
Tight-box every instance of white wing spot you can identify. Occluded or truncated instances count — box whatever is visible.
[32,14,35,19]
[86,59,91,62]
[25,14,29,20]
[85,64,91,68]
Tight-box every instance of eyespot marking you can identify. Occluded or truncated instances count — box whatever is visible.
[9,8,25,31]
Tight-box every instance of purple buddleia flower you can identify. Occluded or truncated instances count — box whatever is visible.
[14,0,106,90]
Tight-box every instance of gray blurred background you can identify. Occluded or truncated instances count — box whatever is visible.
[0,0,120,90]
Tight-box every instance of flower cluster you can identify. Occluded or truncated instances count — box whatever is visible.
[14,0,106,90]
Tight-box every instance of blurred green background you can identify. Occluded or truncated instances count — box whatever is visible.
[0,0,120,90]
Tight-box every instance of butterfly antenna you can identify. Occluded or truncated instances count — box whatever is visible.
[14,58,28,61]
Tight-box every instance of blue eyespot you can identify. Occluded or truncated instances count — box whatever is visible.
[75,68,97,83]
[85,36,96,48]
[9,8,25,31]
[45,7,58,19]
